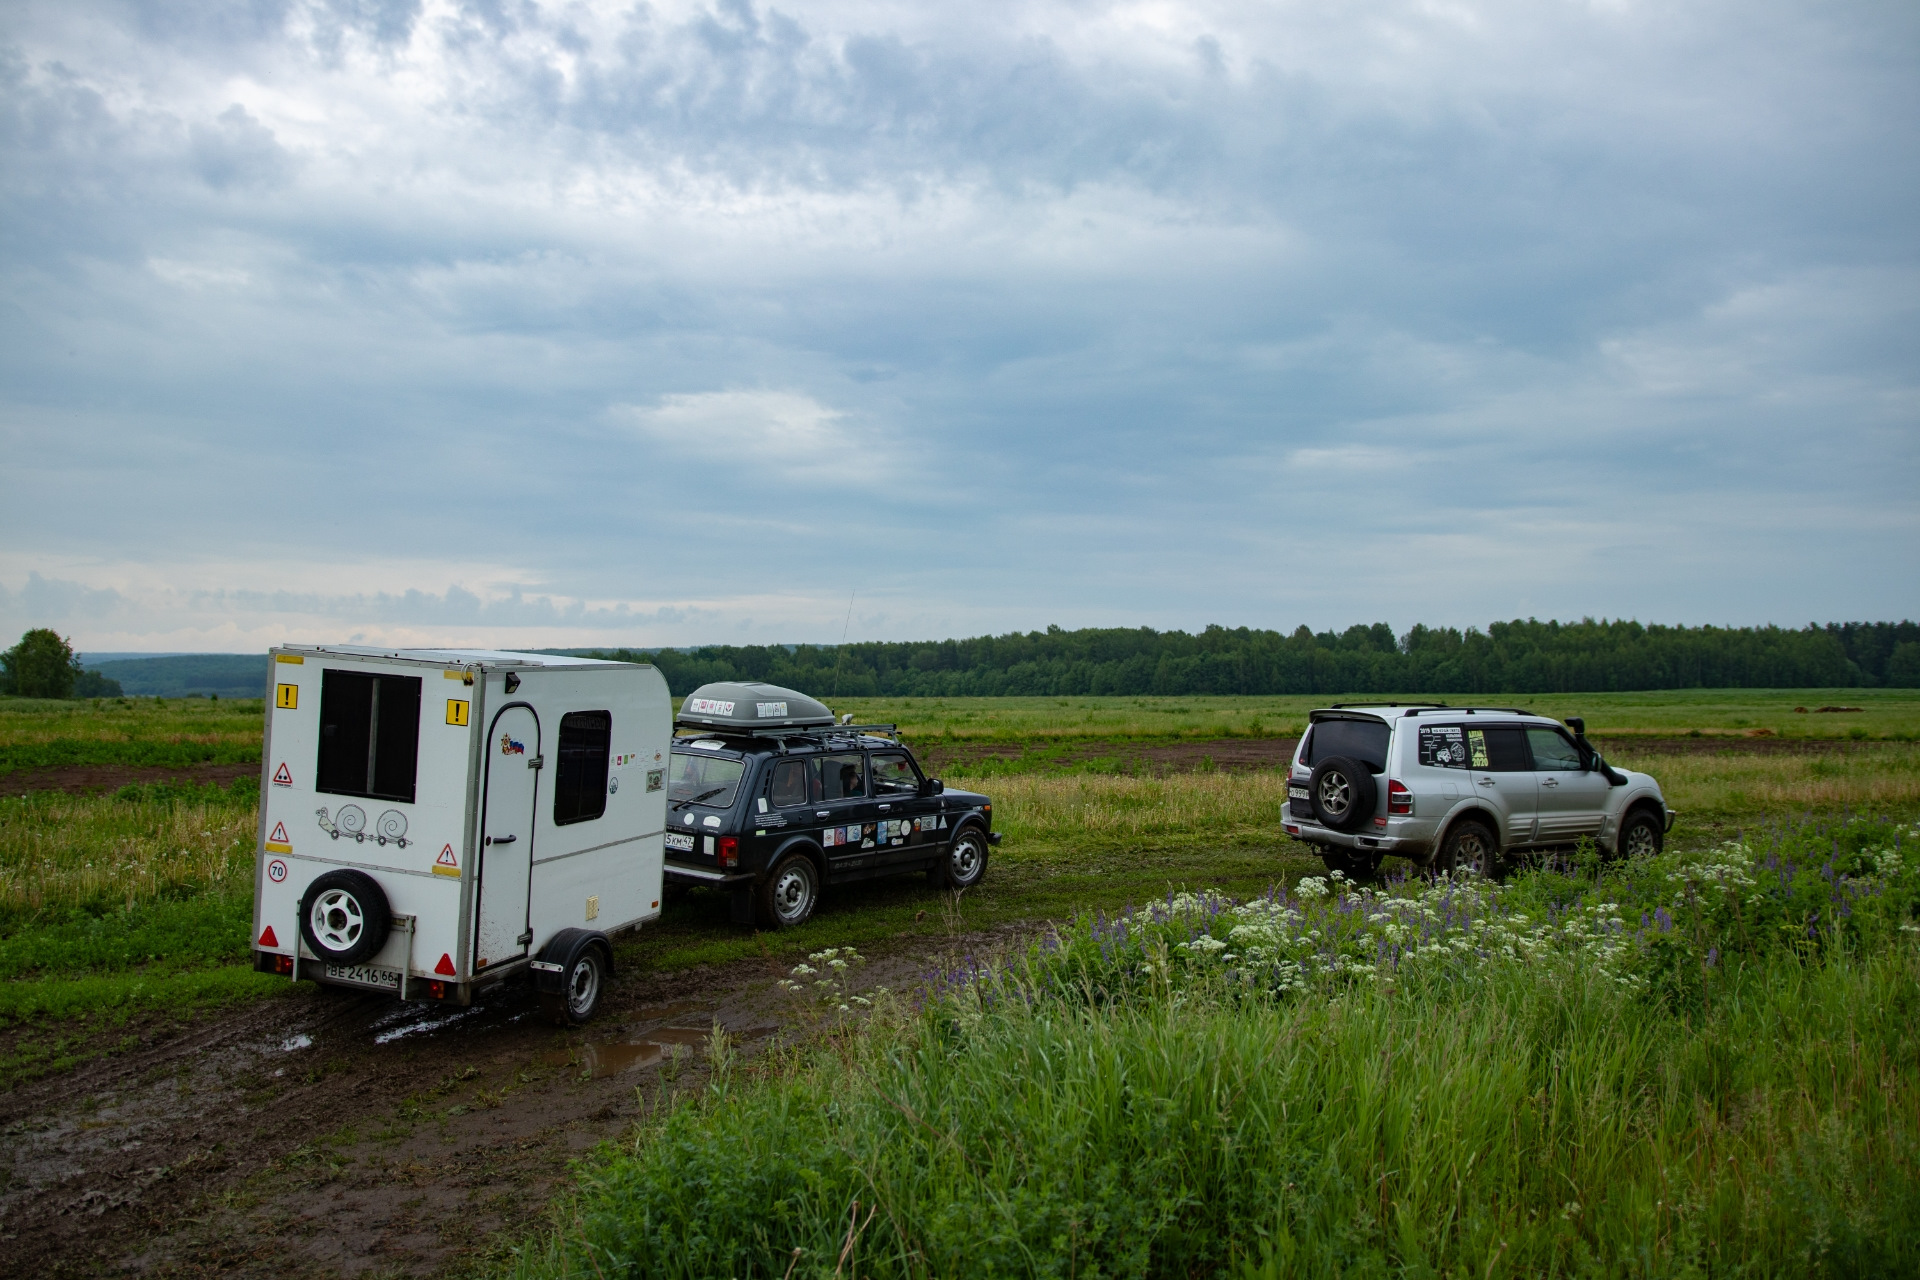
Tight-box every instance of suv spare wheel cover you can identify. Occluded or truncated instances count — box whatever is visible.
[1309,756,1377,833]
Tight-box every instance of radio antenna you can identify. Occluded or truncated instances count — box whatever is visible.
[832,589,855,699]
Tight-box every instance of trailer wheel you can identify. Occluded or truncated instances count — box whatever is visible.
[541,943,609,1025]
[754,852,819,929]
[299,870,391,966]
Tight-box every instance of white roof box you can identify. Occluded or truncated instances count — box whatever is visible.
[676,681,835,733]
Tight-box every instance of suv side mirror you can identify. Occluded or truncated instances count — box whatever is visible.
[921,777,944,796]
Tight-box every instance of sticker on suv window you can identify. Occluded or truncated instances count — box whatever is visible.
[1418,726,1471,768]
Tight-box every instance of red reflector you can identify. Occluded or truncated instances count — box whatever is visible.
[434,952,456,976]
[259,925,279,948]
[718,836,739,868]
[276,954,294,974]
[428,981,446,1000]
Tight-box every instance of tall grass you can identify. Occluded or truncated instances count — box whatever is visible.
[986,772,1290,846]
[1617,741,1920,820]
[519,820,1920,1278]
[0,785,257,916]
[0,696,264,771]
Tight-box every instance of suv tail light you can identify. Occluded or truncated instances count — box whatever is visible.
[718,836,739,868]
[1387,780,1412,815]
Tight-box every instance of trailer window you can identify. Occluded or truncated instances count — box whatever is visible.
[554,710,612,826]
[316,670,422,803]
[669,751,745,808]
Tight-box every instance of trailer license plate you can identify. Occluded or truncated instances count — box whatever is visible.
[325,963,401,989]
[664,832,694,852]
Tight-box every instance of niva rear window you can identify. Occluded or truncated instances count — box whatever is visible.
[1303,720,1390,774]
[668,751,746,808]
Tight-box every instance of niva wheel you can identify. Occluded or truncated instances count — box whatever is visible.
[934,828,989,890]
[755,852,819,929]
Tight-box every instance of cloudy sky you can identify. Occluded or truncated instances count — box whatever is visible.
[3,0,1916,653]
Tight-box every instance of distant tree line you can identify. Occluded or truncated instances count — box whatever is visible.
[592,619,1920,699]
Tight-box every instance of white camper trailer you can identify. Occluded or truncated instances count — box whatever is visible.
[250,647,671,1024]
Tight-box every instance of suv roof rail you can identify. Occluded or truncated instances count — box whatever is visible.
[1326,702,1448,712]
[673,723,902,747]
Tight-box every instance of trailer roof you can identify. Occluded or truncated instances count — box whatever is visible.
[278,645,640,669]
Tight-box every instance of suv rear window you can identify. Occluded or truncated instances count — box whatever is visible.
[668,750,745,808]
[1303,719,1390,774]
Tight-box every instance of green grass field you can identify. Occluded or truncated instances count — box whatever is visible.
[520,817,1920,1279]
[3,692,1920,1088]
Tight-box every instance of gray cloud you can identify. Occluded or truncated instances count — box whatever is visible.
[0,0,1914,649]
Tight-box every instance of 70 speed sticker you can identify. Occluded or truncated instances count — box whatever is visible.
[267,859,289,883]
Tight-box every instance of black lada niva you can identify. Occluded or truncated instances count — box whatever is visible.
[660,682,1000,928]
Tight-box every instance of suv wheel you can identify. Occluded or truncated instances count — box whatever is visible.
[1620,808,1664,860]
[1308,757,1378,833]
[754,852,819,929]
[1434,819,1497,879]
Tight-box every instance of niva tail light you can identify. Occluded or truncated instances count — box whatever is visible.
[718,836,739,868]
[1388,780,1413,815]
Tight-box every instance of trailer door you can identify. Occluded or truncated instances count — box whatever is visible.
[476,705,540,970]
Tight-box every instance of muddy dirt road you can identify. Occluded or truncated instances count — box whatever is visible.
[2,931,1006,1279]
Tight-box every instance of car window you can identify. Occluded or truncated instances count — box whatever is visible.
[1466,726,1530,772]
[1526,727,1584,772]
[870,752,919,795]
[1417,725,1472,769]
[820,752,866,800]
[1304,719,1390,774]
[769,758,812,808]
[668,751,745,807]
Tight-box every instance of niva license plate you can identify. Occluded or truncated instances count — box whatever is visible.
[664,832,695,852]
[325,962,400,989]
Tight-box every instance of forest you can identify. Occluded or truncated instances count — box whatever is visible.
[591,618,1920,698]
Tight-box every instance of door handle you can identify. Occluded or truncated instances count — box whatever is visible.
[877,804,891,811]
[1478,778,1496,787]
[486,834,516,845]
[816,810,829,818]
[1542,778,1559,788]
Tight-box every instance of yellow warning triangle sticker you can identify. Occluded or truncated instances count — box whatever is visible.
[273,762,292,786]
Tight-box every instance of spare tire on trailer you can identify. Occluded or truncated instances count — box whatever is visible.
[1309,756,1377,833]
[299,869,392,966]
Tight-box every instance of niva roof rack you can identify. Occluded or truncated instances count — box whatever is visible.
[673,681,902,745]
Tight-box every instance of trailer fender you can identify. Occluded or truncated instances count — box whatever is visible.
[531,928,613,1025]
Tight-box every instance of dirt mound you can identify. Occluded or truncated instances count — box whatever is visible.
[0,762,260,798]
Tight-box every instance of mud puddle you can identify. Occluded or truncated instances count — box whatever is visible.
[1,931,1015,1278]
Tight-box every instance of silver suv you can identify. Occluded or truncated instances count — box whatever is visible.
[1284,704,1673,876]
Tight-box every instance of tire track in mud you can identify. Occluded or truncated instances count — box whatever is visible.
[1,930,1019,1278]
